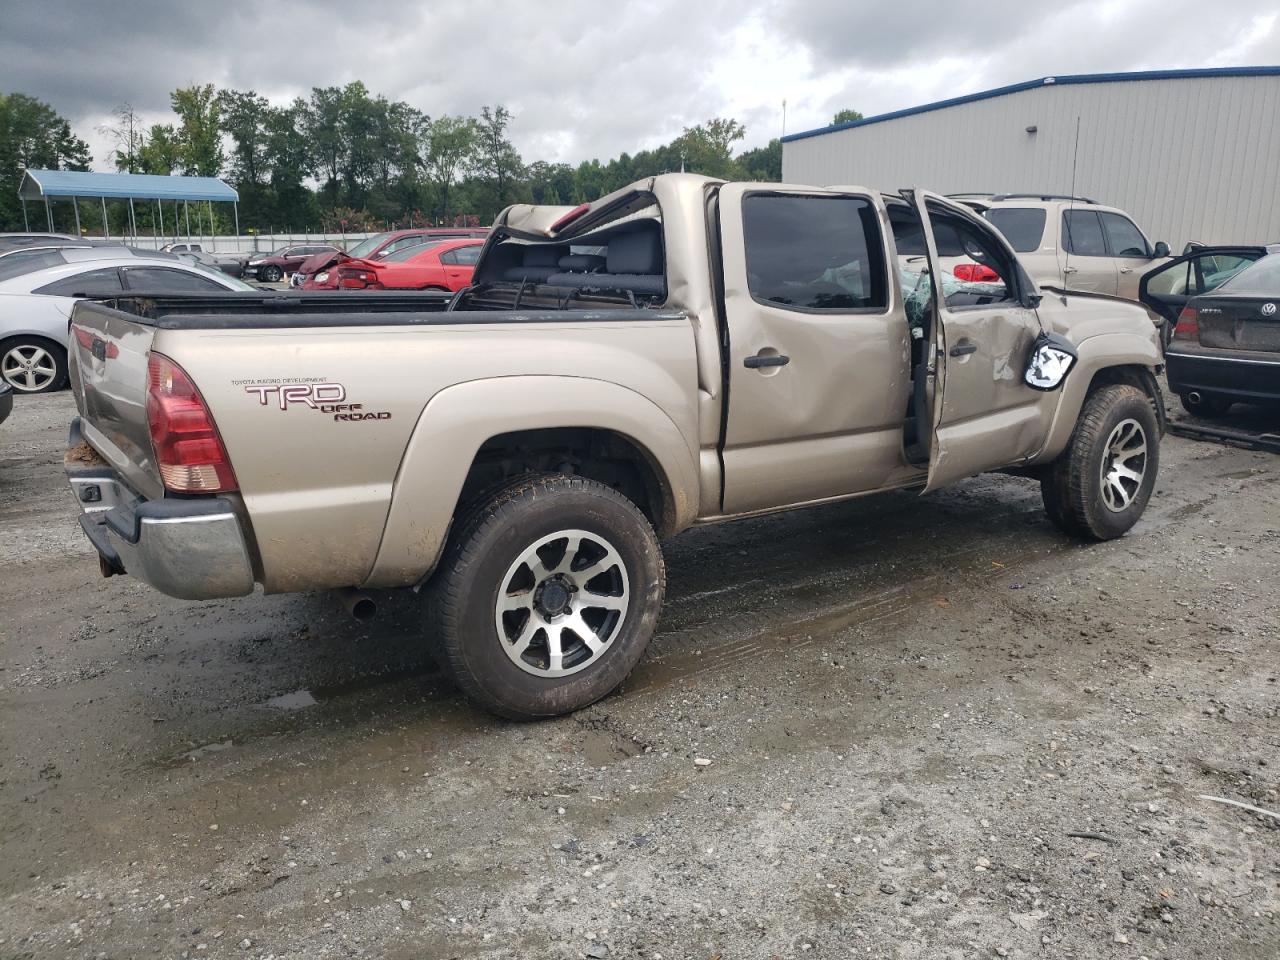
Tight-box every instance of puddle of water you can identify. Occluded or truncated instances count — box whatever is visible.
[265,689,318,711]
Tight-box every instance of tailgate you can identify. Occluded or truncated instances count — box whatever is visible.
[1198,297,1280,353]
[68,300,164,500]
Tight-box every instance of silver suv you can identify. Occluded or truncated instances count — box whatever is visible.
[977,195,1169,300]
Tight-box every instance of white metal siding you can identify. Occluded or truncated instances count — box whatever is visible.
[782,76,1280,249]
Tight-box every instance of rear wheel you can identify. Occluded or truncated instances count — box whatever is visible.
[1179,391,1232,418]
[429,475,666,719]
[1041,384,1159,541]
[0,337,67,393]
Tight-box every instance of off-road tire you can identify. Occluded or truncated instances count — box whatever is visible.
[1041,384,1160,541]
[259,264,283,283]
[1179,391,1232,418]
[428,474,666,720]
[0,336,68,393]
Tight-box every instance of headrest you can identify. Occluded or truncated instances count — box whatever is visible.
[559,253,605,272]
[607,230,661,275]
[522,245,561,267]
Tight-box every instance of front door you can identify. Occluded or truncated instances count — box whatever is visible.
[908,190,1050,491]
[717,183,919,514]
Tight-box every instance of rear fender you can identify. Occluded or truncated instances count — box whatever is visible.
[363,375,700,588]
[1031,333,1162,464]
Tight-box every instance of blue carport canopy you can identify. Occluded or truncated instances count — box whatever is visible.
[19,169,238,202]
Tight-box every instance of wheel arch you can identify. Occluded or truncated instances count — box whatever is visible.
[363,375,700,588]
[1031,333,1163,464]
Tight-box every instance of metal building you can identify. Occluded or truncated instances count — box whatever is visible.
[781,67,1280,249]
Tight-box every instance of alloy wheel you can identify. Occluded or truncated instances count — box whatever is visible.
[494,529,630,678]
[1099,418,1147,512]
[2,344,58,392]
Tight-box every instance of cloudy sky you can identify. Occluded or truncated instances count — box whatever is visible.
[3,0,1278,170]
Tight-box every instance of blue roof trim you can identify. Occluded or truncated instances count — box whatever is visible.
[18,170,239,202]
[782,66,1280,143]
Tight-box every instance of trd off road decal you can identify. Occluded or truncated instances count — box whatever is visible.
[233,379,391,421]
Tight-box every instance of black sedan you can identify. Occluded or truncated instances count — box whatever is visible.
[1160,253,1280,417]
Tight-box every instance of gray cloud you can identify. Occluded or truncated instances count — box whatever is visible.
[2,0,1277,169]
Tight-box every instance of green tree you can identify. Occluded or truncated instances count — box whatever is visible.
[832,108,864,125]
[736,138,782,181]
[475,105,523,217]
[99,102,146,173]
[217,89,270,187]
[671,117,745,178]
[137,123,180,175]
[170,84,223,176]
[423,114,479,222]
[0,92,91,229]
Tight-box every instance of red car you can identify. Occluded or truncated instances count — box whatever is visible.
[303,238,485,292]
[291,227,488,288]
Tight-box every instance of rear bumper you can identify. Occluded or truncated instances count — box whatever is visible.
[1165,346,1280,402]
[65,419,255,601]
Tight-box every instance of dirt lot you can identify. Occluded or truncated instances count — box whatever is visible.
[1,390,1277,960]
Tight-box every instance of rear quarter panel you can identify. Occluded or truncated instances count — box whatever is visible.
[155,317,700,593]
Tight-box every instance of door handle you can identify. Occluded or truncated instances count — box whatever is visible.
[744,353,790,369]
[1119,267,1134,273]
[1062,266,1078,274]
[949,343,978,358]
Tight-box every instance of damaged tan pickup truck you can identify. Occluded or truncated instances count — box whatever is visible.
[65,176,1165,718]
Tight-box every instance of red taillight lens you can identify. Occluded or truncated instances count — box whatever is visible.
[952,263,1000,283]
[146,352,237,493]
[1172,306,1199,341]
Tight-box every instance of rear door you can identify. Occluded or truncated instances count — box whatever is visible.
[1139,246,1263,326]
[1060,209,1119,294]
[716,183,917,514]
[440,244,482,289]
[907,190,1049,490]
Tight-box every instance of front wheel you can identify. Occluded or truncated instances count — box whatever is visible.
[1041,384,1160,541]
[259,264,283,283]
[429,475,666,720]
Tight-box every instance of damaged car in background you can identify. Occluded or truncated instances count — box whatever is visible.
[63,175,1165,720]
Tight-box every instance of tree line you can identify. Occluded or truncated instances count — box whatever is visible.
[2,84,866,234]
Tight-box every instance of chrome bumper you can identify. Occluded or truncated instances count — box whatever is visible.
[66,420,255,601]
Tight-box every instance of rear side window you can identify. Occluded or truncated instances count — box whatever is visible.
[984,208,1047,252]
[123,267,226,292]
[743,194,887,311]
[35,267,124,295]
[442,246,482,266]
[1062,211,1107,257]
[0,249,66,281]
[1099,213,1149,257]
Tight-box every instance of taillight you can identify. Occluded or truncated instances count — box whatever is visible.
[337,267,377,289]
[146,352,238,493]
[1172,306,1199,341]
[952,263,1000,283]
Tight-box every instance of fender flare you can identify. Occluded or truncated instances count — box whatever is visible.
[363,375,700,588]
[1033,332,1162,463]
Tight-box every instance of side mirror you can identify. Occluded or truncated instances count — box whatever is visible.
[1024,332,1078,391]
[1152,241,1170,258]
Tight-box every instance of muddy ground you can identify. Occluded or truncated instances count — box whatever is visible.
[1,390,1277,960]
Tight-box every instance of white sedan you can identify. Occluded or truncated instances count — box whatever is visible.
[0,248,254,393]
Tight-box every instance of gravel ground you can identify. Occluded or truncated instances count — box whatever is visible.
[1,389,1277,960]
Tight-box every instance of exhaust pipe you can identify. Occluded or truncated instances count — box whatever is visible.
[335,587,376,621]
[1188,391,1203,404]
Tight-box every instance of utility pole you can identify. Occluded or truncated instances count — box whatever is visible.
[782,99,787,138]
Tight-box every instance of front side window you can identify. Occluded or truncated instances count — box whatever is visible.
[346,233,391,258]
[743,194,887,311]
[1062,210,1107,257]
[1099,213,1150,257]
[35,267,124,295]
[984,208,1047,253]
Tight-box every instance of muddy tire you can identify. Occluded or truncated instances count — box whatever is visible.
[1,336,68,393]
[1179,391,1232,418]
[1041,384,1159,541]
[429,474,665,720]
